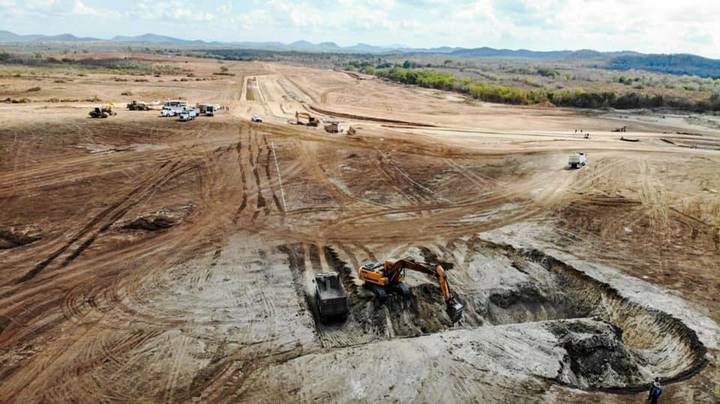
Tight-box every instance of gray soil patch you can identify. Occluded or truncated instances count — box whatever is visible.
[548,320,642,389]
[279,239,708,392]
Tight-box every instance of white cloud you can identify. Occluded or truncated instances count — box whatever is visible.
[0,0,718,57]
[72,0,101,16]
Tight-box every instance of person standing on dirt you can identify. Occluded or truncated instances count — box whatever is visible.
[648,377,662,403]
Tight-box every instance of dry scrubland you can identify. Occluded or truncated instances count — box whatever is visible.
[0,54,719,402]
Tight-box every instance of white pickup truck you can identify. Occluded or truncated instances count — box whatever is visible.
[177,107,200,121]
[568,152,588,169]
[160,106,176,117]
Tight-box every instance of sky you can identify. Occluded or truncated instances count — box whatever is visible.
[1,0,719,58]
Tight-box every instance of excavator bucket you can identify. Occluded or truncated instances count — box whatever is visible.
[447,298,464,323]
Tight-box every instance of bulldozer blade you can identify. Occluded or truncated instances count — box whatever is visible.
[447,300,464,323]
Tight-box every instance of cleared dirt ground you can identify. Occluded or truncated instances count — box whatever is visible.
[1,54,719,403]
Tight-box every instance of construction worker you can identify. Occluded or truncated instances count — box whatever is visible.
[648,377,662,403]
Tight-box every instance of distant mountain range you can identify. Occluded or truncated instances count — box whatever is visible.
[110,33,215,45]
[2,30,720,78]
[0,30,100,42]
[0,29,640,57]
[448,47,641,59]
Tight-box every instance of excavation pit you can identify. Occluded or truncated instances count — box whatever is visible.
[280,240,708,392]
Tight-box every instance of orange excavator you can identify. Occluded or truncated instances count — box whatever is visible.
[358,259,464,322]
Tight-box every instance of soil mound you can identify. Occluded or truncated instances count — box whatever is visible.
[120,206,193,231]
[0,224,43,249]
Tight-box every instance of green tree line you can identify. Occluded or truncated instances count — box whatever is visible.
[356,65,720,111]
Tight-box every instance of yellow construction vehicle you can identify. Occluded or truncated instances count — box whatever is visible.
[296,111,320,127]
[358,259,464,322]
[89,103,117,118]
[127,100,150,111]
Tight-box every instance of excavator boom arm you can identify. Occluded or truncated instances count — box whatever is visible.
[384,260,452,300]
[382,259,464,322]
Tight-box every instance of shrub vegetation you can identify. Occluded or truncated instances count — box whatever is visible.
[358,65,719,111]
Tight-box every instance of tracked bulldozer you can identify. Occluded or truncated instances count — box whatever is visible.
[358,259,464,322]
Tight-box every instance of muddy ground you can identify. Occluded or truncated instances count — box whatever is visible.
[0,54,719,403]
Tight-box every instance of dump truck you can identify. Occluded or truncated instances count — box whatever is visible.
[358,259,464,322]
[205,104,222,117]
[296,111,320,127]
[314,273,349,321]
[197,103,223,116]
[324,119,341,133]
[568,152,587,169]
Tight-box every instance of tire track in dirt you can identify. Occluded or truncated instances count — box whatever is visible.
[7,137,264,400]
[232,129,250,224]
[319,81,360,104]
[59,162,202,268]
[293,140,355,210]
[254,132,272,217]
[282,76,319,104]
[316,153,633,243]
[290,141,394,211]
[1,136,229,340]
[443,158,499,189]
[14,160,185,284]
[161,335,190,404]
[248,129,267,221]
[374,149,430,207]
[232,126,298,225]
[1,120,308,402]
[262,136,286,214]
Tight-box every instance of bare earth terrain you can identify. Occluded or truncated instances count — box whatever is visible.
[1,54,719,403]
